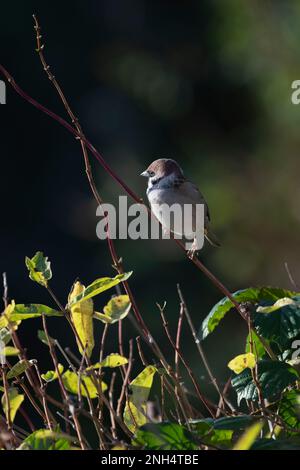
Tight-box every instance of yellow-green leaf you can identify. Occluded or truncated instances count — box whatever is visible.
[38,329,55,346]
[25,252,52,287]
[41,364,64,382]
[68,273,132,307]
[94,295,131,324]
[7,359,33,379]
[69,281,94,358]
[228,353,256,374]
[123,365,157,433]
[62,370,107,399]
[0,346,20,356]
[1,387,24,423]
[233,420,264,450]
[9,304,62,321]
[256,297,295,314]
[17,429,77,450]
[88,354,128,370]
[0,301,21,330]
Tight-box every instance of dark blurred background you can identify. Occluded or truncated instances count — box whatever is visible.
[1,0,300,436]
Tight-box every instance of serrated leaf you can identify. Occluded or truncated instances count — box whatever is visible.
[228,353,256,374]
[124,365,157,433]
[1,387,24,423]
[192,415,255,431]
[190,421,233,447]
[278,390,300,434]
[233,421,264,450]
[7,359,33,379]
[251,437,300,450]
[17,429,76,450]
[94,295,131,324]
[200,287,296,340]
[69,281,94,358]
[41,364,64,382]
[25,252,52,287]
[62,370,107,399]
[68,272,132,307]
[232,360,298,404]
[253,296,300,347]
[88,354,128,370]
[133,423,198,450]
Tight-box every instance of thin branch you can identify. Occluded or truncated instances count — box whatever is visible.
[177,284,235,413]
[157,302,216,418]
[0,61,252,329]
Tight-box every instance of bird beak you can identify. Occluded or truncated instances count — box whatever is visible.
[140,170,149,177]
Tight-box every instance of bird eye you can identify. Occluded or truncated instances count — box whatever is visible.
[149,171,155,177]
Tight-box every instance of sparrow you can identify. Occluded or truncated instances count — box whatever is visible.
[140,158,220,253]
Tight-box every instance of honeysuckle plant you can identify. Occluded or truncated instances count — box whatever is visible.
[0,253,300,450]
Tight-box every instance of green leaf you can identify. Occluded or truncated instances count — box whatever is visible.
[38,329,55,346]
[253,296,300,347]
[25,252,52,287]
[134,423,198,450]
[41,364,64,382]
[232,360,298,404]
[233,420,264,450]
[192,415,255,431]
[7,359,33,379]
[245,331,266,359]
[62,370,107,399]
[278,390,300,434]
[68,272,132,307]
[0,346,20,356]
[251,437,300,450]
[0,328,11,346]
[9,304,62,321]
[17,429,76,450]
[191,421,233,447]
[201,287,296,340]
[124,365,157,432]
[88,354,128,370]
[1,387,24,423]
[94,295,131,324]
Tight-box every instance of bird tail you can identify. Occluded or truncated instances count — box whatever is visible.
[205,227,221,247]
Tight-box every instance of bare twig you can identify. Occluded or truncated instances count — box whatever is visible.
[42,315,88,450]
[284,262,300,291]
[177,284,235,413]
[117,340,133,418]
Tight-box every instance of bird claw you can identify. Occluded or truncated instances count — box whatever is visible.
[187,247,199,259]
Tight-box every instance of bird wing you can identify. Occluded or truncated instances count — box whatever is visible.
[177,180,211,221]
